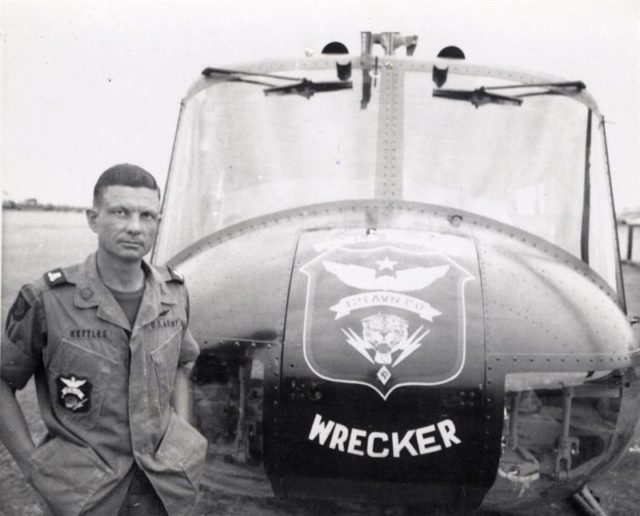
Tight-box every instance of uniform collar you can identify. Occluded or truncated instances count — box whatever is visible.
[71,253,177,331]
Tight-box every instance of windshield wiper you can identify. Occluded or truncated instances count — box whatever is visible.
[202,67,304,82]
[482,81,586,91]
[264,79,353,99]
[433,81,586,108]
[433,87,523,108]
[202,67,352,99]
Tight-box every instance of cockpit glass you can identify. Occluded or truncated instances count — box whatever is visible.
[403,73,587,258]
[156,69,379,258]
[154,61,617,289]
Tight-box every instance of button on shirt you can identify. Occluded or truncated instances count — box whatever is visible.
[1,254,207,516]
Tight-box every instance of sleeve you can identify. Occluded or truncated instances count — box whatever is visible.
[178,286,200,366]
[1,284,46,390]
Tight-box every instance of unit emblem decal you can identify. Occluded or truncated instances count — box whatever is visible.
[300,245,473,399]
[57,374,92,412]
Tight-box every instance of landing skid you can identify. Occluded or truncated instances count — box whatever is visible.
[571,486,608,516]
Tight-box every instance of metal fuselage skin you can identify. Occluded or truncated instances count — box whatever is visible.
[155,47,640,511]
[167,200,639,510]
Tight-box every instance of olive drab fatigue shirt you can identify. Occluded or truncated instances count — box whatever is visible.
[1,254,207,516]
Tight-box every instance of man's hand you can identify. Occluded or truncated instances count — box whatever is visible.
[171,362,195,424]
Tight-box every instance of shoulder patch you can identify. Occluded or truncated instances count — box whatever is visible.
[44,268,69,287]
[5,284,40,331]
[166,265,185,284]
[6,291,32,330]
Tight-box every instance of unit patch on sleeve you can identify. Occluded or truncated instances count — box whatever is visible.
[57,374,92,412]
[6,291,31,329]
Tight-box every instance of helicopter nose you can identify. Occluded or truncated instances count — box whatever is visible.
[279,223,639,507]
[178,205,640,510]
[275,227,498,506]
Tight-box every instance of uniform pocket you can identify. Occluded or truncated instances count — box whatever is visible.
[150,328,181,412]
[156,412,207,475]
[29,437,110,516]
[150,412,208,515]
[47,339,116,430]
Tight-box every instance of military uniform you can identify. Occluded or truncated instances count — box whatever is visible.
[1,253,207,516]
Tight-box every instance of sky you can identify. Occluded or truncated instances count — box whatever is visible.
[1,0,639,211]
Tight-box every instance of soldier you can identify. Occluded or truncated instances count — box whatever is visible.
[0,164,207,516]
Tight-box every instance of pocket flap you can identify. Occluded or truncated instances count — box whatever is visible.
[156,412,207,468]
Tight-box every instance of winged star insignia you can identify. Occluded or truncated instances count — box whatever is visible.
[57,374,92,412]
[300,244,474,399]
[322,260,450,292]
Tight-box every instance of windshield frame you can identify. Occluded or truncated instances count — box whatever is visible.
[153,55,624,306]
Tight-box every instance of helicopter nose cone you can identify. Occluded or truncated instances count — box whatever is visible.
[278,223,638,505]
[277,228,496,506]
[174,202,639,509]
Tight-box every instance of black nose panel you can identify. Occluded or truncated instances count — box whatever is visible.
[267,228,503,507]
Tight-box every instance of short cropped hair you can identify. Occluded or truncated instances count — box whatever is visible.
[93,164,160,206]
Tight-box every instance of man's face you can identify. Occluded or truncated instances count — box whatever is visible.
[86,185,161,262]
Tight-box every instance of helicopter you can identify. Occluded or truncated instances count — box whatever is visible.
[151,31,640,514]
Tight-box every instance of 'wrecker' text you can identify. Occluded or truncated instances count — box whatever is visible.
[308,413,461,458]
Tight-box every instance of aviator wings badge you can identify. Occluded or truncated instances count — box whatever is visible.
[300,244,474,400]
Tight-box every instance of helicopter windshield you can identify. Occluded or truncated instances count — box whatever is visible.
[155,59,619,290]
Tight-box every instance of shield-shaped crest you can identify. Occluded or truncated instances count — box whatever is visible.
[57,374,92,412]
[300,245,474,399]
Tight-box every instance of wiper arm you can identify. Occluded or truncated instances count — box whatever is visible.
[482,81,586,92]
[264,79,353,99]
[432,81,586,108]
[433,87,523,108]
[202,67,352,99]
[202,67,304,82]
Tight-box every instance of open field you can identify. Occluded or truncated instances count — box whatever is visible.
[1,210,640,515]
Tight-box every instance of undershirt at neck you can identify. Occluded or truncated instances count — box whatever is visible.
[108,285,145,328]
